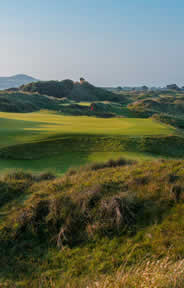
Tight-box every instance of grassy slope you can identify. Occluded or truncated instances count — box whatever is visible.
[0,91,60,113]
[1,159,184,287]
[21,80,125,103]
[0,111,176,173]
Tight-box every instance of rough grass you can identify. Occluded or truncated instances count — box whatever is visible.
[153,113,184,129]
[88,258,184,288]
[1,159,184,286]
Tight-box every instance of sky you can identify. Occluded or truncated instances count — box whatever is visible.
[0,0,184,87]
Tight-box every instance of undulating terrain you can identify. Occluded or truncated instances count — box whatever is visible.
[0,109,175,173]
[1,80,184,173]
[1,79,184,287]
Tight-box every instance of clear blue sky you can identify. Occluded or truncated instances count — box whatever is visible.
[0,0,184,86]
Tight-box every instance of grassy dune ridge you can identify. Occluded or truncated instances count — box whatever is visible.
[1,159,184,287]
[0,91,61,113]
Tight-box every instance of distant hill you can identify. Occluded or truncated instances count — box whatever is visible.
[21,79,127,103]
[0,74,38,90]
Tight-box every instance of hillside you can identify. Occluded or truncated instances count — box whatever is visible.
[0,91,60,113]
[0,89,124,117]
[1,159,184,287]
[128,95,184,116]
[3,80,184,121]
[21,79,127,103]
[0,74,38,90]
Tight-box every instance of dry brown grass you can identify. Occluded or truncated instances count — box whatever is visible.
[88,257,184,288]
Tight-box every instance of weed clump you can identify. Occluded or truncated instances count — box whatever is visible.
[95,195,137,236]
[170,184,182,202]
[88,158,136,171]
[67,158,136,176]
[37,171,56,181]
[3,169,33,181]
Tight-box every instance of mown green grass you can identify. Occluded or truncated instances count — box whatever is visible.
[0,117,49,148]
[0,110,174,148]
[0,152,157,175]
[0,110,176,173]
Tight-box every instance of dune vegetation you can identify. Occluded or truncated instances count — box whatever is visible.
[1,159,184,287]
[0,91,61,113]
[1,81,184,287]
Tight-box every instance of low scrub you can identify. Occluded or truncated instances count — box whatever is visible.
[0,91,61,112]
[153,113,184,129]
[21,80,126,103]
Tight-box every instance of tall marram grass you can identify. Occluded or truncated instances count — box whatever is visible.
[36,257,184,288]
[87,258,184,288]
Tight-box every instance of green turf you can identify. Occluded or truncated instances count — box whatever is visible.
[0,110,177,173]
[0,151,159,175]
[0,110,174,140]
